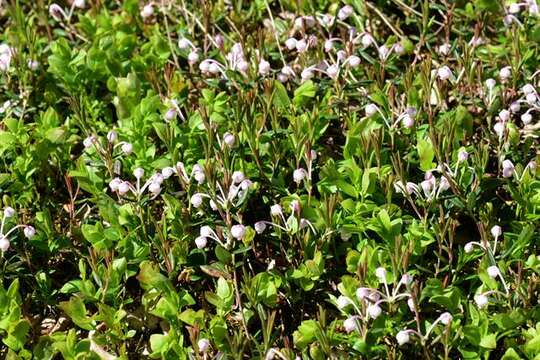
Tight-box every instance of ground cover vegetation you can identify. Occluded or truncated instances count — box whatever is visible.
[1,0,540,358]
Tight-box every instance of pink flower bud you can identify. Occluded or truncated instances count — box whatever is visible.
[24,226,36,239]
[122,142,133,155]
[195,236,208,249]
[487,265,499,278]
[499,66,511,81]
[0,236,9,252]
[231,224,246,240]
[198,338,210,352]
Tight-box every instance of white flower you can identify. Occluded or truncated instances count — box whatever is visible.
[326,64,339,79]
[3,207,15,218]
[24,226,36,239]
[74,0,85,8]
[197,338,210,352]
[493,121,506,138]
[118,182,130,195]
[438,43,451,56]
[164,108,177,121]
[396,330,410,346]
[133,168,144,180]
[178,38,191,50]
[193,171,206,184]
[474,294,488,308]
[499,109,511,122]
[109,178,121,192]
[148,182,161,194]
[240,179,252,191]
[254,221,266,234]
[223,132,235,147]
[337,295,351,309]
[83,136,95,149]
[401,274,413,285]
[106,130,117,143]
[439,176,450,192]
[487,265,500,278]
[337,50,347,62]
[338,5,354,20]
[521,112,532,125]
[356,287,370,300]
[464,242,474,253]
[319,14,335,27]
[285,38,297,50]
[510,101,520,113]
[407,298,415,311]
[270,204,282,216]
[0,236,9,252]
[324,40,334,52]
[199,60,211,72]
[365,103,379,117]
[49,4,67,21]
[523,83,536,95]
[393,43,404,55]
[378,45,390,60]
[200,226,213,238]
[490,225,502,238]
[526,93,538,105]
[293,168,307,184]
[509,3,521,13]
[232,171,245,184]
[300,68,314,82]
[230,43,243,57]
[502,160,515,178]
[361,34,374,48]
[195,236,208,249]
[405,182,418,195]
[367,304,382,319]
[162,167,174,179]
[347,55,360,68]
[394,180,405,194]
[438,312,452,325]
[140,4,154,18]
[402,114,414,128]
[375,267,387,281]
[420,178,435,195]
[295,39,308,53]
[208,62,221,74]
[485,78,496,89]
[290,200,300,213]
[121,142,133,155]
[458,150,469,162]
[188,51,200,65]
[231,224,246,240]
[499,66,511,81]
[343,316,359,333]
[0,49,11,71]
[258,59,270,75]
[236,60,249,73]
[190,193,204,208]
[437,66,452,81]
[27,60,39,71]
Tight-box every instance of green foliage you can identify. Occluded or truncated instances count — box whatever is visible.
[1,0,540,359]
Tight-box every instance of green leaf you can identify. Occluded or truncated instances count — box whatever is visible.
[479,333,497,349]
[272,80,291,109]
[59,297,94,331]
[417,138,435,171]
[293,80,316,106]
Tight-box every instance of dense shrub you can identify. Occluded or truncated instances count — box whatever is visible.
[1,0,540,359]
